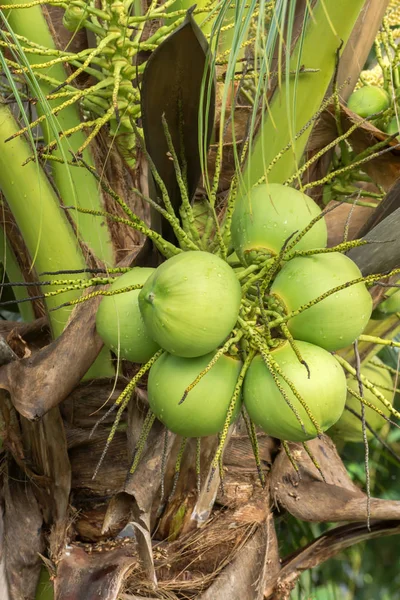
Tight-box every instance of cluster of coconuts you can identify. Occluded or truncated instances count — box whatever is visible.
[347,84,399,139]
[231,183,374,442]
[96,251,244,438]
[95,182,389,445]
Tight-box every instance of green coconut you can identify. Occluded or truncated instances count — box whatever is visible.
[372,287,400,320]
[270,252,373,351]
[385,117,399,139]
[244,341,347,442]
[231,183,327,266]
[347,86,390,118]
[96,268,160,363]
[329,360,393,442]
[62,5,86,31]
[139,251,242,358]
[148,351,242,437]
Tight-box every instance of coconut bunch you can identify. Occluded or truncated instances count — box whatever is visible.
[93,181,399,474]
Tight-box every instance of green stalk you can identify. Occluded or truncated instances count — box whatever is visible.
[2,2,114,265]
[165,0,215,33]
[35,566,54,600]
[0,224,35,322]
[240,0,369,191]
[0,103,114,376]
[0,103,87,334]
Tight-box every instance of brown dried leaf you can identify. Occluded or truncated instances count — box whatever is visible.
[19,408,72,558]
[70,428,128,496]
[0,336,17,367]
[266,520,400,599]
[2,462,45,600]
[0,506,10,600]
[336,106,400,190]
[153,492,270,589]
[270,436,400,522]
[325,200,375,247]
[54,543,138,600]
[0,317,50,351]
[0,297,104,420]
[347,206,400,275]
[6,331,31,359]
[102,493,134,538]
[199,513,280,600]
[121,403,175,587]
[304,105,400,208]
[216,432,277,508]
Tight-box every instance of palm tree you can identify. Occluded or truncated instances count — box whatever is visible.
[0,1,400,599]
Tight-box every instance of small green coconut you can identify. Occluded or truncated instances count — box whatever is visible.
[243,340,347,442]
[63,5,87,31]
[96,268,160,363]
[139,251,242,358]
[270,252,373,351]
[347,86,390,118]
[148,351,242,437]
[231,183,327,266]
[328,360,393,442]
[385,117,399,139]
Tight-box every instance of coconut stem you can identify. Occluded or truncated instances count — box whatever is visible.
[241,407,265,487]
[168,437,188,502]
[65,205,181,259]
[129,410,157,476]
[161,113,201,246]
[196,437,202,495]
[284,238,369,261]
[359,334,400,349]
[347,387,400,428]
[280,323,311,379]
[179,331,243,404]
[91,349,164,478]
[209,349,254,482]
[282,441,301,478]
[302,441,326,483]
[336,354,400,421]
[49,281,145,312]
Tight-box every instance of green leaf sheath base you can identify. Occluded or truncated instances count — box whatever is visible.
[0,103,87,338]
[2,0,114,264]
[240,0,369,189]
